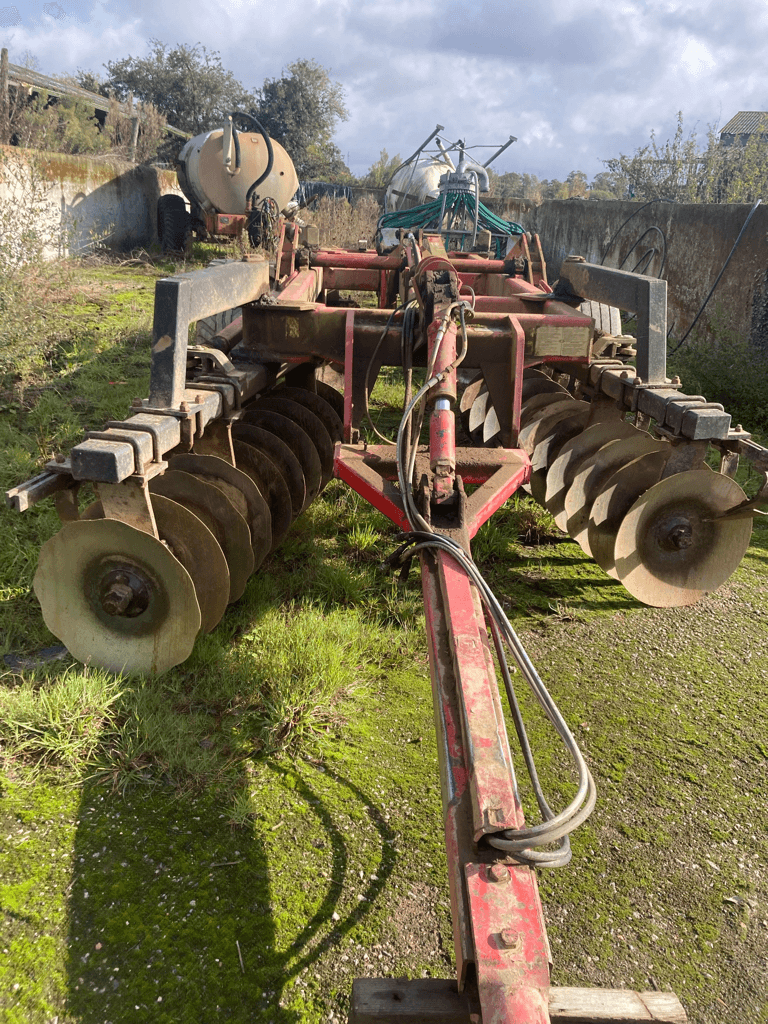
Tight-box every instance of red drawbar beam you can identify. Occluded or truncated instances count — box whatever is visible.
[437,550,520,840]
[422,549,550,1023]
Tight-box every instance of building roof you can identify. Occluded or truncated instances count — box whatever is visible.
[6,61,189,139]
[720,111,768,136]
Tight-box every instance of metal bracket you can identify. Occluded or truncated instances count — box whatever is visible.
[558,262,667,384]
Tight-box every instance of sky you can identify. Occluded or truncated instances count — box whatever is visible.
[4,0,768,181]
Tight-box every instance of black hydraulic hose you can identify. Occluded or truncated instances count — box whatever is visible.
[600,198,674,267]
[228,111,275,204]
[669,198,762,354]
[231,123,241,170]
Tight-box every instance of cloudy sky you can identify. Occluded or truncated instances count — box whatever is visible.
[4,0,767,180]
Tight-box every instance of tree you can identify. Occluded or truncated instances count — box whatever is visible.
[95,41,256,135]
[488,170,543,201]
[360,148,402,188]
[255,59,349,180]
[589,170,627,200]
[601,112,768,204]
[565,170,589,198]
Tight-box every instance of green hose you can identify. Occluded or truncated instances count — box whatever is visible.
[377,191,524,259]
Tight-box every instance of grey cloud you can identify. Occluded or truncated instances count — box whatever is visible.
[12,0,768,180]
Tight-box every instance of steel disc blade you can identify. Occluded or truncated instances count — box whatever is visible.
[149,470,254,603]
[520,376,568,404]
[149,494,229,633]
[459,375,484,434]
[528,406,591,507]
[587,450,670,578]
[614,471,752,607]
[169,453,271,569]
[232,439,292,550]
[566,436,664,556]
[255,397,334,487]
[232,422,305,518]
[545,420,640,530]
[239,408,320,511]
[518,399,584,455]
[315,379,345,421]
[82,495,229,635]
[33,518,200,675]
[520,392,574,430]
[481,403,502,447]
[468,386,491,443]
[275,386,344,443]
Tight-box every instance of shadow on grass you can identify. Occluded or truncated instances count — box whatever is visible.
[64,763,395,1023]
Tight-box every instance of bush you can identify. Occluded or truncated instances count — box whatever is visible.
[300,195,380,249]
[669,308,768,433]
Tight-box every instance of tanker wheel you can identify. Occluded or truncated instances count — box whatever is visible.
[194,259,242,347]
[158,194,191,255]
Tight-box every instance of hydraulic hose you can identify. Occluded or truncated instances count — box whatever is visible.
[391,305,596,866]
[228,111,275,206]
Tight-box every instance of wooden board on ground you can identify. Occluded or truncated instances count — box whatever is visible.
[349,978,687,1023]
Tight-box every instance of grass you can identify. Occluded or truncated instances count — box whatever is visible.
[0,237,766,1024]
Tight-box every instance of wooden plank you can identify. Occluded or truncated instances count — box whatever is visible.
[349,979,687,1024]
[549,987,687,1023]
[350,978,477,1023]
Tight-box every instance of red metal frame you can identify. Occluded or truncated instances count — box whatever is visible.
[277,234,619,1021]
[332,256,554,1020]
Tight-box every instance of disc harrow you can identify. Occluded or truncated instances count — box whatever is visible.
[460,351,763,606]
[7,195,767,1022]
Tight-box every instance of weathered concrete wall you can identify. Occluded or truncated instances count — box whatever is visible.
[486,196,768,350]
[0,146,183,258]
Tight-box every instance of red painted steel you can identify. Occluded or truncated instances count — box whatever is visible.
[437,551,520,840]
[321,267,381,292]
[277,268,321,304]
[205,212,246,236]
[343,310,356,444]
[421,547,551,1022]
[465,861,550,1024]
[334,445,410,529]
[421,564,475,990]
[310,251,403,270]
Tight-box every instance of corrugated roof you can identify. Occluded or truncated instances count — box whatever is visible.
[7,62,189,139]
[720,111,768,136]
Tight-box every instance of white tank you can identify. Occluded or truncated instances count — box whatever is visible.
[385,152,491,213]
[177,129,299,216]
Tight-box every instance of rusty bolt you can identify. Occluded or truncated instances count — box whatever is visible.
[500,928,522,950]
[195,394,203,405]
[488,863,509,884]
[620,370,630,379]
[736,424,744,432]
[633,376,643,386]
[179,401,189,413]
[671,375,681,386]
[131,397,142,408]
[55,453,66,464]
[101,582,134,616]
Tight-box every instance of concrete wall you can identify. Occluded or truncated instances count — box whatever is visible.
[485,196,768,350]
[0,146,183,259]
